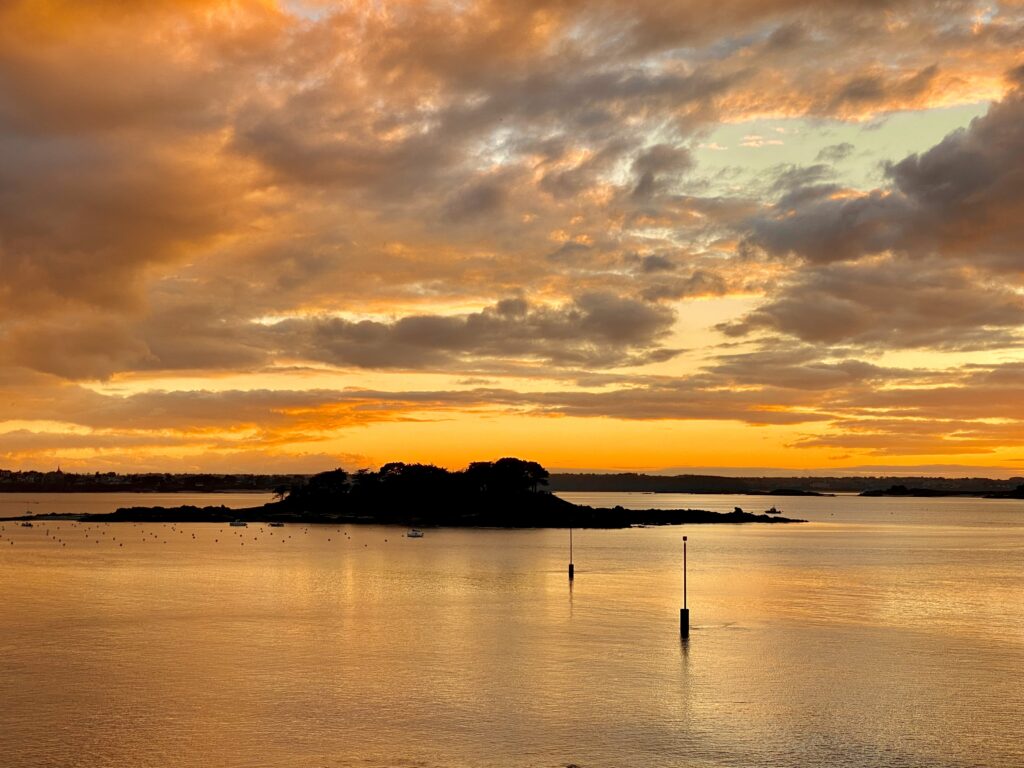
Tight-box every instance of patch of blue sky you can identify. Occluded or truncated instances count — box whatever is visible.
[282,1,331,21]
[691,102,991,195]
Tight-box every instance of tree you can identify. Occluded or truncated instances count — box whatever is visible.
[487,458,549,495]
[306,468,349,497]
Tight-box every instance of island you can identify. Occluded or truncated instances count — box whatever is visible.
[3,458,806,527]
[861,483,1024,498]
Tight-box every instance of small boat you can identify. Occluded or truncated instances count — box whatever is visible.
[268,521,284,527]
[765,506,782,514]
[406,529,424,538]
[229,520,248,527]
[20,521,33,527]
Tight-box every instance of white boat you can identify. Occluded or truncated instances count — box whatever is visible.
[268,521,284,527]
[406,529,424,538]
[229,520,248,527]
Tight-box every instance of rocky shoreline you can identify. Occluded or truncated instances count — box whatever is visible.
[2,501,805,527]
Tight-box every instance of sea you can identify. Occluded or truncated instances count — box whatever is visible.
[0,491,1021,768]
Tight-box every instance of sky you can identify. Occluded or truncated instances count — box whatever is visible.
[2,0,1024,476]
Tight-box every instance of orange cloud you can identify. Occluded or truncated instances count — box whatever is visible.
[3,1,1024,470]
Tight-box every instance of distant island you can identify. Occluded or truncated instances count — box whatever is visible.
[859,483,1024,498]
[3,459,805,527]
[4,467,1022,498]
[548,472,1024,496]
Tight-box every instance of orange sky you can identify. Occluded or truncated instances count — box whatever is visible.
[2,0,1024,476]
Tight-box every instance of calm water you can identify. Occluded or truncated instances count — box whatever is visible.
[1,492,1022,767]
[0,491,275,517]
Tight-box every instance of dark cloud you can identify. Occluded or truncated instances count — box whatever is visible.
[769,163,835,194]
[746,188,912,263]
[815,142,855,162]
[706,345,898,390]
[277,293,679,370]
[727,85,1024,352]
[719,257,1024,349]
[746,84,1024,269]
[631,143,693,198]
[537,139,631,199]
[2,315,154,380]
[825,64,939,113]
[638,255,677,273]
[0,2,279,317]
[0,133,252,316]
[1,288,680,380]
[640,269,729,302]
[443,180,507,222]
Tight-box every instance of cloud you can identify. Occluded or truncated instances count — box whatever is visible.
[824,64,940,114]
[640,269,730,302]
[3,0,1024,468]
[726,83,1024,351]
[815,142,855,162]
[0,1,282,317]
[745,82,1024,269]
[637,254,677,273]
[443,180,508,222]
[718,256,1024,349]
[705,344,899,390]
[631,143,693,198]
[740,134,784,148]
[1,286,682,380]
[1,375,832,441]
[5,352,1024,467]
[275,293,679,370]
[2,315,155,380]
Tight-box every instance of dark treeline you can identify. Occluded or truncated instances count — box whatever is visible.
[274,457,576,526]
[548,473,1024,495]
[0,469,304,493]
[5,466,1022,498]
[860,483,1024,498]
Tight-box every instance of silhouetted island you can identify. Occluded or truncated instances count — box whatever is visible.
[15,459,806,527]
[861,483,1024,498]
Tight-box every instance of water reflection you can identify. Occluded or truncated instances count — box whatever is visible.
[0,495,1022,767]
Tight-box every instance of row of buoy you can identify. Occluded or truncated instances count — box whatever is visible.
[1,522,400,550]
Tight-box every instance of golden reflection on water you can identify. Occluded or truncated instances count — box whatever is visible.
[0,496,1022,767]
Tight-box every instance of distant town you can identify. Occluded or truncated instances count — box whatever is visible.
[0,468,303,494]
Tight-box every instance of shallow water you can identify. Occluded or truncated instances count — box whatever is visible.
[1,492,1022,767]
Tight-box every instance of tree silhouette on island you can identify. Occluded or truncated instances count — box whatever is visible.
[94,457,805,527]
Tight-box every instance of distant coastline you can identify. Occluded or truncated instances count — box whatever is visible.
[548,473,1024,497]
[3,468,1023,497]
[858,483,1024,499]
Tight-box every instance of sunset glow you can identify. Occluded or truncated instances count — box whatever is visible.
[3,0,1024,475]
